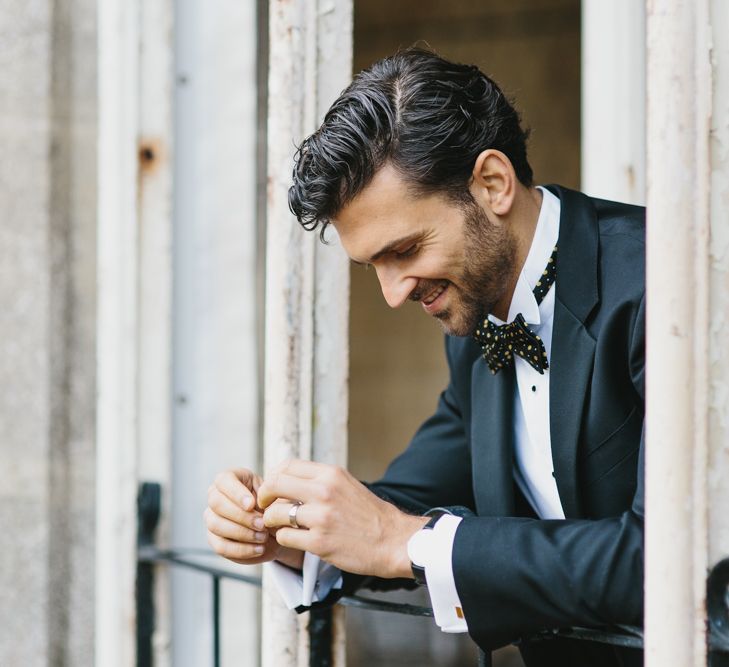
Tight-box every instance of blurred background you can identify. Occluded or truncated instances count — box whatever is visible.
[0,1,648,666]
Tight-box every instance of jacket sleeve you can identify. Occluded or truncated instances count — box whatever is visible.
[453,295,646,650]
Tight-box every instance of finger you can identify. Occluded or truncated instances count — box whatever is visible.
[214,469,258,511]
[204,508,268,544]
[268,458,323,480]
[263,502,311,530]
[274,526,315,554]
[207,487,265,531]
[258,472,321,509]
[207,530,266,561]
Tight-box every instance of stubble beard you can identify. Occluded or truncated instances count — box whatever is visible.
[433,200,516,337]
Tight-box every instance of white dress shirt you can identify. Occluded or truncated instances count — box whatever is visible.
[270,187,564,630]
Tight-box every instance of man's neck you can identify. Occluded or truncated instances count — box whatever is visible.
[490,186,544,321]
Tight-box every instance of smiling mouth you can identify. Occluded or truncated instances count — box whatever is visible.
[422,282,448,305]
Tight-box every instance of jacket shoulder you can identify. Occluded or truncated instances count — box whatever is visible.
[591,196,645,247]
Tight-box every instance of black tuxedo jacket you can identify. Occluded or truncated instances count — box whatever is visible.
[366,185,646,666]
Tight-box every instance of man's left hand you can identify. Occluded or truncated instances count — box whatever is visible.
[257,459,428,579]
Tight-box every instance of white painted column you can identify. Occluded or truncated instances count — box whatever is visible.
[706,0,729,575]
[137,1,176,664]
[96,1,142,664]
[97,0,175,664]
[644,1,729,665]
[262,1,352,666]
[171,0,263,665]
[581,0,646,204]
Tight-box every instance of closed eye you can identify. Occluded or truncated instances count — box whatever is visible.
[395,244,418,259]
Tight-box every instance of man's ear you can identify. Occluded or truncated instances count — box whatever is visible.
[470,149,517,216]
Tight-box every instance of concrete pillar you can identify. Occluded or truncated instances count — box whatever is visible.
[645,1,729,665]
[0,0,98,665]
[262,1,352,666]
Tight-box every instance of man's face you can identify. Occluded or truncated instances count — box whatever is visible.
[333,164,516,336]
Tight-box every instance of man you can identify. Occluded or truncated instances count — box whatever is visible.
[205,48,645,666]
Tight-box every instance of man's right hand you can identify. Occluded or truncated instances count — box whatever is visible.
[205,468,304,570]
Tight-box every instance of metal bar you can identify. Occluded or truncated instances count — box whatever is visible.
[136,560,155,667]
[138,541,729,656]
[138,548,262,588]
[549,626,643,650]
[136,486,729,660]
[212,576,221,667]
[136,483,162,667]
[477,648,492,667]
[708,558,729,655]
[309,607,333,667]
[338,596,433,618]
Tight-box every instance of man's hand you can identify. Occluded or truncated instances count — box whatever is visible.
[258,459,428,578]
[205,468,304,570]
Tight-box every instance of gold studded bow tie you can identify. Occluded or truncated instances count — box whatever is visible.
[473,246,557,375]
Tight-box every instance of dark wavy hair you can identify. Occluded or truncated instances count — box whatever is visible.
[288,48,532,236]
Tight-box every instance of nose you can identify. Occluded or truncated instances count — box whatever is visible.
[375,264,418,309]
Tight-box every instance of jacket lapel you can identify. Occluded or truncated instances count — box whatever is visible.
[470,358,516,516]
[545,185,599,519]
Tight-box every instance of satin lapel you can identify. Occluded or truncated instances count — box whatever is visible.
[549,298,595,518]
[470,358,516,516]
[545,185,600,519]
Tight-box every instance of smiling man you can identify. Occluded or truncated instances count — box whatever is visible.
[205,48,645,666]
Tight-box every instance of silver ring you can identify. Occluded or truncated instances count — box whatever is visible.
[288,501,303,529]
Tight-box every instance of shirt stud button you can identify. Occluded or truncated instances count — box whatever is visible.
[531,385,536,392]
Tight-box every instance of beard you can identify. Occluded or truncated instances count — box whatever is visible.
[418,197,516,337]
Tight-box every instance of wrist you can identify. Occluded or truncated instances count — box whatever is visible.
[386,513,429,579]
[275,545,305,571]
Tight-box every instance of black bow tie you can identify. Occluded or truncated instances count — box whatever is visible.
[474,246,557,375]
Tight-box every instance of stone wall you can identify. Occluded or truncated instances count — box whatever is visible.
[0,1,97,664]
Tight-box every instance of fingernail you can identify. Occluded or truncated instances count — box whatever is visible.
[255,531,267,542]
[242,497,253,510]
[253,517,264,530]
[254,545,265,554]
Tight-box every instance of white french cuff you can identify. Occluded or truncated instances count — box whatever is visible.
[407,514,468,633]
[267,552,343,610]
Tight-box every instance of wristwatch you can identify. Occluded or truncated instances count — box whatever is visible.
[407,508,450,585]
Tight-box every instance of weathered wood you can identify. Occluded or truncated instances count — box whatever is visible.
[262,1,352,666]
[645,1,717,665]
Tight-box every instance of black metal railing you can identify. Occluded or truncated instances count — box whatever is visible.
[136,482,729,667]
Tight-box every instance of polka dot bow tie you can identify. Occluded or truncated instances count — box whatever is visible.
[473,246,557,375]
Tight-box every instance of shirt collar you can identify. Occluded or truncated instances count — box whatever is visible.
[489,186,561,327]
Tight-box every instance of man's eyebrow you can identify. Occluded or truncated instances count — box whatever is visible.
[353,234,421,266]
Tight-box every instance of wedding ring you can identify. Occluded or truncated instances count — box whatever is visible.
[288,501,303,529]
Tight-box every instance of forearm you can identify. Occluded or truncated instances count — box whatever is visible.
[274,546,305,571]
